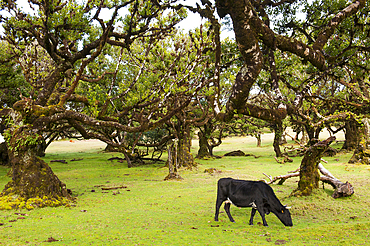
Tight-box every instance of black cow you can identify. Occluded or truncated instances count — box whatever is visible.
[214,178,293,227]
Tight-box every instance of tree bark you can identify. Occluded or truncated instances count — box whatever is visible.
[174,123,196,168]
[348,118,370,164]
[177,135,195,168]
[215,0,262,120]
[292,136,336,196]
[164,140,183,180]
[1,116,72,209]
[123,150,134,168]
[0,142,9,166]
[256,132,261,147]
[197,131,212,159]
[341,119,360,151]
[272,122,283,157]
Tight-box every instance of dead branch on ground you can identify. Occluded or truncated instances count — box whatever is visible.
[261,159,354,198]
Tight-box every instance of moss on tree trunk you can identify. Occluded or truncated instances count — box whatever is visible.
[197,131,212,159]
[164,141,183,180]
[0,125,72,210]
[348,119,370,165]
[342,119,361,151]
[272,123,283,157]
[177,137,195,168]
[292,136,336,197]
[172,123,196,168]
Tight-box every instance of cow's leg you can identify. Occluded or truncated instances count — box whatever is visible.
[249,208,257,225]
[224,202,235,222]
[257,208,268,227]
[214,198,224,221]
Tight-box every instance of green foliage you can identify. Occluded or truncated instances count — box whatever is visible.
[0,42,29,109]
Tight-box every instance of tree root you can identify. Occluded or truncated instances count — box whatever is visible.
[164,173,183,181]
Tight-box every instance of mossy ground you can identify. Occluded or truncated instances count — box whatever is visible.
[0,135,369,245]
[0,195,71,210]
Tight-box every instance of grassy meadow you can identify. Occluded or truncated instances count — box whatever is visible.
[1,132,370,245]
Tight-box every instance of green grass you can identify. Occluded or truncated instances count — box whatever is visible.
[1,136,370,245]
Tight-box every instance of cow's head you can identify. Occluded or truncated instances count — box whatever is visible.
[274,205,293,226]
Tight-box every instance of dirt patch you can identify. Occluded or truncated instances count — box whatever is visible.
[45,139,106,153]
[44,128,344,154]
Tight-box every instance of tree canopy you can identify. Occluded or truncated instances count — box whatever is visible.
[0,0,369,207]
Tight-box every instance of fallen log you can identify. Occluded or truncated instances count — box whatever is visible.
[108,157,125,162]
[50,159,67,164]
[224,150,246,156]
[261,161,354,198]
[101,186,128,190]
[318,163,354,198]
[224,150,259,158]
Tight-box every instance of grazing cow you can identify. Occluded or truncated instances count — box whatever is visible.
[214,178,293,227]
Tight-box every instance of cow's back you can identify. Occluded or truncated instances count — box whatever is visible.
[217,178,251,195]
[218,179,283,207]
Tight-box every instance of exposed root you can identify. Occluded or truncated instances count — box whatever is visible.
[164,173,183,181]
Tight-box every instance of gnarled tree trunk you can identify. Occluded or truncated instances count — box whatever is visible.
[318,164,354,198]
[0,112,72,209]
[342,119,361,151]
[172,120,196,168]
[177,126,195,168]
[348,118,370,164]
[164,140,183,180]
[197,131,212,158]
[272,122,283,157]
[292,136,336,196]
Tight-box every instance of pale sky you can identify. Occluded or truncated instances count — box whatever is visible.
[176,0,235,40]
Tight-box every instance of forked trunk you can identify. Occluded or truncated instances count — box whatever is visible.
[164,140,183,180]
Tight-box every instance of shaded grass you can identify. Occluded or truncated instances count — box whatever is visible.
[0,136,370,245]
